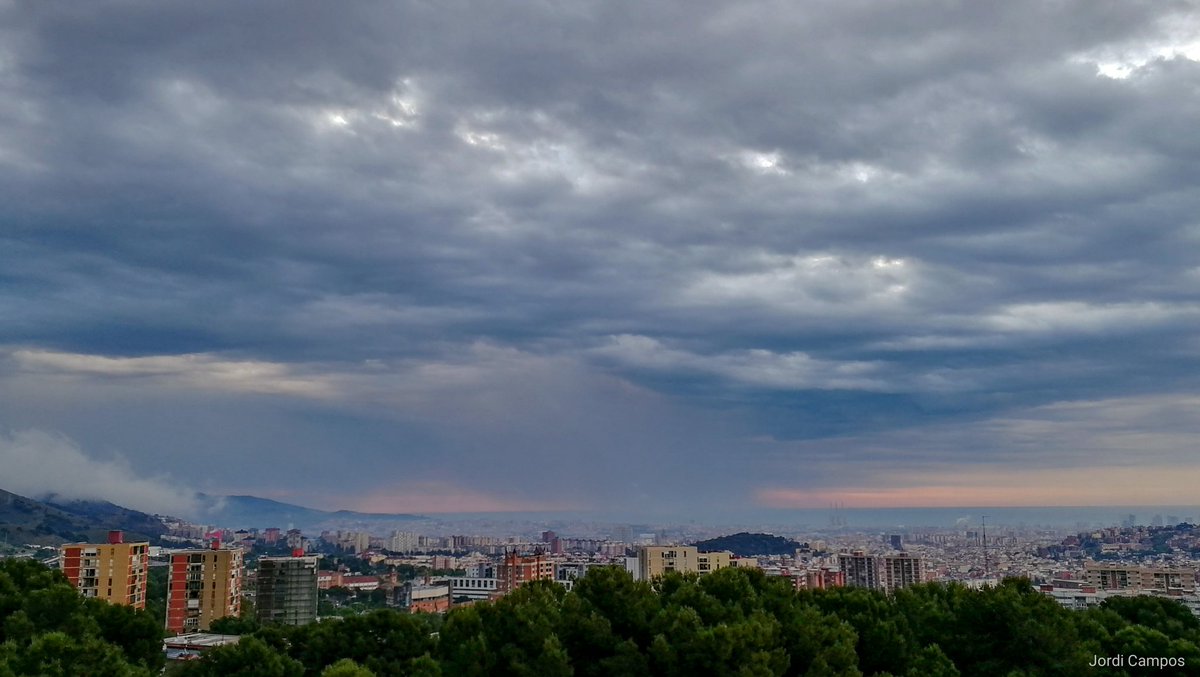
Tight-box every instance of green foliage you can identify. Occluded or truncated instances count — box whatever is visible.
[223,570,1200,676]
[810,585,914,675]
[144,565,168,627]
[436,604,493,676]
[176,636,304,677]
[571,564,658,647]
[2,630,153,677]
[892,579,1093,676]
[320,658,376,677]
[0,559,164,675]
[906,644,959,677]
[8,557,1200,677]
[1101,595,1200,638]
[208,614,261,635]
[285,608,437,675]
[88,597,167,671]
[778,605,861,677]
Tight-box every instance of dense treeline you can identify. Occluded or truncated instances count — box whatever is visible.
[4,558,1200,676]
[181,566,1200,677]
[0,558,164,676]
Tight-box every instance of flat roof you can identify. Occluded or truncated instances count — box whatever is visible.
[163,633,242,650]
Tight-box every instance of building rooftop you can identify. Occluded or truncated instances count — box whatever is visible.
[163,633,242,650]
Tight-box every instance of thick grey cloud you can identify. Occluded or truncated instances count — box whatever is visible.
[0,429,200,516]
[1,0,1199,513]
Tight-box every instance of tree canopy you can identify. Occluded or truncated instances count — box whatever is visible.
[3,558,1199,676]
[185,566,1199,676]
[0,558,164,676]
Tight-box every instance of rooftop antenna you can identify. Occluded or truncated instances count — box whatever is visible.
[828,501,846,528]
[981,515,988,578]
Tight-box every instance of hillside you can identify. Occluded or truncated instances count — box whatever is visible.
[193,494,423,530]
[0,487,165,546]
[42,494,168,540]
[691,531,806,557]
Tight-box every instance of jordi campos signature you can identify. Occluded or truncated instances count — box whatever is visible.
[1090,654,1186,668]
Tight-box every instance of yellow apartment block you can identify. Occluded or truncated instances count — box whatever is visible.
[59,531,149,609]
[166,545,244,633]
[637,546,737,580]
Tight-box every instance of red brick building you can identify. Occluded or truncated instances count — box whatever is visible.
[495,552,555,596]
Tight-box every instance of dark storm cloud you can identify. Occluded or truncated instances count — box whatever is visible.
[1,0,1199,510]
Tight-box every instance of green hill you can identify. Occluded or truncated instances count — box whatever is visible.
[193,493,422,530]
[691,531,805,556]
[0,487,165,546]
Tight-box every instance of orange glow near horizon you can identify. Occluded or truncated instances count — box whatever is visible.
[756,466,1200,509]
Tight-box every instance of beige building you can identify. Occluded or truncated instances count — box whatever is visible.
[637,546,737,580]
[1084,563,1196,592]
[838,551,924,593]
[879,553,924,592]
[59,531,149,609]
[166,544,244,633]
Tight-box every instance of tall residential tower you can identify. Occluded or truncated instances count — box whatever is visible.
[256,552,319,626]
[59,531,149,609]
[165,541,244,633]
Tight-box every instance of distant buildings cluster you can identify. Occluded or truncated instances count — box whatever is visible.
[58,529,933,636]
[60,532,319,632]
[52,517,1200,647]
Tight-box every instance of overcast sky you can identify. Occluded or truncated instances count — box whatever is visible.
[1,1,1199,518]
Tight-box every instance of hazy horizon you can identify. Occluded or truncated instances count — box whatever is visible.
[207,500,1200,532]
[2,2,1199,518]
[6,480,1200,532]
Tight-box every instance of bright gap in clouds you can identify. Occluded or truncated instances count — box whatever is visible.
[1077,35,1200,79]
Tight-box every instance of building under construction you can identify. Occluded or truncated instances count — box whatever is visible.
[256,553,319,626]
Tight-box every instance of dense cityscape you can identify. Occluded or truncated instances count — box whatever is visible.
[2,494,1200,673]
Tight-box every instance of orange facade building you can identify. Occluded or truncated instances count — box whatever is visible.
[165,542,244,633]
[59,531,149,609]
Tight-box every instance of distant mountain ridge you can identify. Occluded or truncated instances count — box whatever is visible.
[0,487,166,546]
[0,486,423,545]
[193,494,423,530]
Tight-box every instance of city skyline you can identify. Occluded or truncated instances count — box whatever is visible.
[1,2,1199,518]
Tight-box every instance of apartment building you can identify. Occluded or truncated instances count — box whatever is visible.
[838,551,924,593]
[637,546,738,581]
[496,552,555,595]
[1084,563,1197,592]
[256,553,319,626]
[165,542,243,633]
[59,531,149,609]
